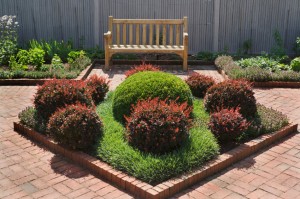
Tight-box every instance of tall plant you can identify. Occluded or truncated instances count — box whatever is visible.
[0,15,19,65]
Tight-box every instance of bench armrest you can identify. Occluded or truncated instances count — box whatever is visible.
[104,31,112,39]
[183,32,188,38]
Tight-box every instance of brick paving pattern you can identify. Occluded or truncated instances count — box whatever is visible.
[0,86,133,199]
[0,66,300,199]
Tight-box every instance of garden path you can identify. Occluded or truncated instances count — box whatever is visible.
[0,66,299,199]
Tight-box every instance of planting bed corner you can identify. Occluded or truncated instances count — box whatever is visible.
[13,121,298,199]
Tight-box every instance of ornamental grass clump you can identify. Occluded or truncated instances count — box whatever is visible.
[86,74,110,104]
[214,56,234,69]
[185,73,215,98]
[47,104,102,151]
[125,62,160,78]
[204,80,257,117]
[125,97,192,154]
[112,71,193,122]
[208,108,250,143]
[34,79,93,122]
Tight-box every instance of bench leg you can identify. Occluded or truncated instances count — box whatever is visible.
[183,53,188,71]
[104,51,110,71]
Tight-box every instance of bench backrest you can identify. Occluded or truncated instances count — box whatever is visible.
[108,16,187,46]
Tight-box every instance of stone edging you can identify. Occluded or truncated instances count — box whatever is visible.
[217,68,300,88]
[0,63,94,86]
[13,122,298,199]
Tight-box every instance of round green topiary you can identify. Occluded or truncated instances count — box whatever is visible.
[112,71,193,122]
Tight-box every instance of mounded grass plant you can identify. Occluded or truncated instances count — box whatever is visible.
[96,94,219,184]
[112,71,193,122]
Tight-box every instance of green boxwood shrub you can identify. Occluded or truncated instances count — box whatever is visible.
[204,80,257,117]
[47,104,102,151]
[112,71,193,122]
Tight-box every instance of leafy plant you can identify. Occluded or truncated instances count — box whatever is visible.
[67,50,85,64]
[16,50,30,66]
[29,48,45,70]
[125,98,192,154]
[51,54,64,70]
[86,74,110,104]
[293,37,300,56]
[69,55,91,71]
[236,56,280,72]
[18,106,47,134]
[270,30,287,60]
[9,56,27,71]
[196,51,219,61]
[34,79,93,121]
[85,46,105,59]
[125,62,160,78]
[290,57,300,72]
[185,72,215,98]
[0,15,18,65]
[209,108,250,143]
[112,71,193,122]
[48,104,102,151]
[204,80,257,117]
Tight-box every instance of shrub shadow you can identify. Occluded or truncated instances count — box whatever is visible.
[50,154,89,178]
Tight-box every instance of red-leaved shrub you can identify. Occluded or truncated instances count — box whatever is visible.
[125,97,192,154]
[34,79,93,121]
[208,108,250,143]
[47,104,102,150]
[204,80,257,117]
[125,62,160,78]
[185,73,215,98]
[86,74,110,104]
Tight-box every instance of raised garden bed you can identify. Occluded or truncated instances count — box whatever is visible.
[14,121,297,199]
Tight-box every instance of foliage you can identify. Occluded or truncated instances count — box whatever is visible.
[9,56,27,71]
[208,108,250,143]
[214,56,233,69]
[48,104,102,151]
[243,104,289,139]
[34,79,93,121]
[0,15,18,65]
[16,50,30,67]
[112,71,193,122]
[96,95,219,184]
[270,30,287,60]
[28,39,74,63]
[185,73,215,98]
[196,51,219,62]
[51,54,64,70]
[125,98,192,154]
[18,106,47,134]
[85,46,105,59]
[69,55,91,71]
[125,62,160,78]
[293,37,300,56]
[290,57,300,72]
[29,48,45,69]
[86,74,110,104]
[204,80,257,117]
[67,50,85,64]
[236,56,282,72]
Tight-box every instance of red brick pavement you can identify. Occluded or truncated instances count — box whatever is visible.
[1,69,300,199]
[0,86,133,199]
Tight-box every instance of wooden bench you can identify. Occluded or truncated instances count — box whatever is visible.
[104,16,188,71]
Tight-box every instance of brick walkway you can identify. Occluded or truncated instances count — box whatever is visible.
[0,67,300,199]
[0,86,133,199]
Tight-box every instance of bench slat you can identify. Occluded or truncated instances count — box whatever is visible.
[176,24,180,46]
[136,24,140,45]
[142,24,147,45]
[116,24,120,46]
[169,25,173,45]
[162,25,166,45]
[123,24,126,45]
[129,24,133,45]
[113,19,184,25]
[149,24,153,45]
[156,24,160,46]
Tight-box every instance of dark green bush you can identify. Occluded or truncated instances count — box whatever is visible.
[112,71,193,122]
[204,80,257,117]
[48,104,102,150]
[125,98,192,154]
[185,72,215,98]
[34,79,93,121]
[196,51,219,61]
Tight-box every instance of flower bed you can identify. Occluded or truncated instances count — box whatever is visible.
[15,67,295,198]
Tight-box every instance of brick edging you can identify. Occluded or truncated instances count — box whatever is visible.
[217,68,300,88]
[13,122,298,199]
[0,63,94,86]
